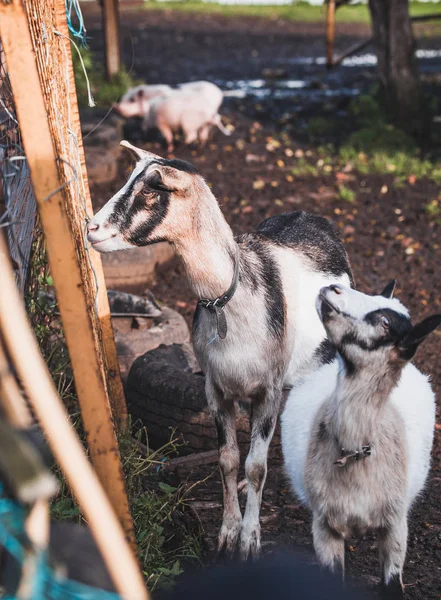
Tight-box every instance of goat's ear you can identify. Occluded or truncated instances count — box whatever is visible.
[120,140,161,161]
[148,165,194,194]
[397,314,441,360]
[379,279,396,299]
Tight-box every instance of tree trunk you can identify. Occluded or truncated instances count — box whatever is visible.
[368,0,427,139]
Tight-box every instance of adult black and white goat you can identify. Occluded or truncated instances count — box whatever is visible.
[87,141,353,559]
[281,283,440,597]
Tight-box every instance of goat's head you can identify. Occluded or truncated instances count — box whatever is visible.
[87,141,203,253]
[317,283,441,369]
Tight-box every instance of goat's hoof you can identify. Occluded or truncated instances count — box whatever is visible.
[238,527,261,562]
[217,520,242,560]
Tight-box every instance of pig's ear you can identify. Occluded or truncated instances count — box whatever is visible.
[120,140,161,161]
[148,164,196,194]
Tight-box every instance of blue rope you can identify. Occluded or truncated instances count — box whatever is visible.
[0,485,122,599]
[65,0,88,45]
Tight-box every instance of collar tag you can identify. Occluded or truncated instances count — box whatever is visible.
[215,306,228,339]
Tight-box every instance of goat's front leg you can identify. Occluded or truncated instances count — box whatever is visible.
[312,515,345,577]
[206,378,242,557]
[239,386,281,560]
[378,517,407,599]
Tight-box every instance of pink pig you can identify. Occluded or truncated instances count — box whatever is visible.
[115,84,173,119]
[116,81,230,152]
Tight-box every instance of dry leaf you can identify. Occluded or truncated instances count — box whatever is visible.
[253,179,265,190]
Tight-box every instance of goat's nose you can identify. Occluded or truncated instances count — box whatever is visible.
[329,284,343,295]
[87,221,100,233]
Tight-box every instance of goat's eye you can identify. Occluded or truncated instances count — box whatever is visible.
[380,316,390,330]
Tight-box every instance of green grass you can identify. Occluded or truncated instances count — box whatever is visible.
[26,231,77,409]
[50,426,203,591]
[292,157,319,177]
[142,0,367,23]
[337,94,441,181]
[290,93,441,186]
[72,46,141,108]
[28,237,202,591]
[425,198,441,216]
[141,1,441,25]
[338,184,356,204]
[307,116,335,139]
[118,429,203,591]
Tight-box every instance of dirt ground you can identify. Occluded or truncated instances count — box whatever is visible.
[83,4,441,597]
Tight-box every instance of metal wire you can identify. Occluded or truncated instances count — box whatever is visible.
[1,2,105,367]
[0,40,37,292]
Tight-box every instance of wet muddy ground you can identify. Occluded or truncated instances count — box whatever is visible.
[83,4,441,598]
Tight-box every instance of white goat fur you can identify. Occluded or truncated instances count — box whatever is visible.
[281,286,437,594]
[282,361,435,506]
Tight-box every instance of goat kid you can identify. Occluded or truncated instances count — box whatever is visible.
[87,142,353,559]
[281,283,440,598]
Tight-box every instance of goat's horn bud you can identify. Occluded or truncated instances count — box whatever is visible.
[120,140,162,161]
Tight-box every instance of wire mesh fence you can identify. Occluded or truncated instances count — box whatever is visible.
[0,0,106,383]
[0,0,131,541]
[0,41,37,293]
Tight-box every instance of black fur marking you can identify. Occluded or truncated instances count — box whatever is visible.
[314,339,337,365]
[379,279,396,299]
[259,416,273,441]
[149,158,199,174]
[192,304,202,338]
[318,421,328,441]
[364,309,411,343]
[108,172,145,227]
[250,386,266,404]
[257,211,354,285]
[238,250,260,292]
[339,351,356,377]
[340,307,411,356]
[127,191,170,246]
[238,234,285,340]
[109,159,196,235]
[214,414,227,448]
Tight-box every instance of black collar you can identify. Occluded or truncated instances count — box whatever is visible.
[197,245,240,340]
[334,444,371,467]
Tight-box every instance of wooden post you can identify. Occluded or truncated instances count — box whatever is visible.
[102,0,121,80]
[53,0,128,430]
[0,231,149,600]
[326,0,336,69]
[0,0,135,550]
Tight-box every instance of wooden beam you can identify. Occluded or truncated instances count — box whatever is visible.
[326,0,336,69]
[411,13,441,23]
[331,36,373,68]
[53,0,128,431]
[102,0,121,80]
[0,0,134,550]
